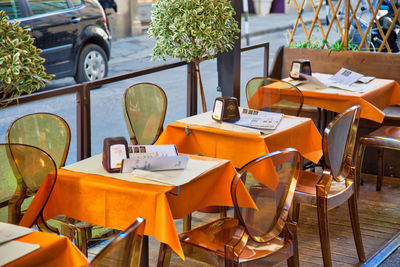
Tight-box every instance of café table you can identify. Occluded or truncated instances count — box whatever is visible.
[156,110,323,169]
[248,75,400,124]
[19,154,253,261]
[4,230,88,267]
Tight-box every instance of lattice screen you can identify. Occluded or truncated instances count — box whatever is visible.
[287,0,400,52]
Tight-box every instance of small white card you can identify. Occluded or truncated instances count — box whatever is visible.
[212,99,223,120]
[109,144,127,169]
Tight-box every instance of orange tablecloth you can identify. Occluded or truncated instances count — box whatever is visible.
[19,155,251,259]
[156,117,322,169]
[248,78,400,123]
[6,231,88,267]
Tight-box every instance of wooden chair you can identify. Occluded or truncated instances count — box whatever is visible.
[123,82,167,145]
[6,112,113,256]
[1,143,57,232]
[246,77,304,117]
[293,105,365,266]
[88,217,145,267]
[356,126,400,191]
[158,148,301,266]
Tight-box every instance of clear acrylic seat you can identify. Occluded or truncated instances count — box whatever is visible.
[246,77,304,116]
[293,105,366,266]
[123,82,167,145]
[158,148,301,266]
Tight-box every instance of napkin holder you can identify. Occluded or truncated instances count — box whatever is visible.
[102,136,129,173]
[212,97,240,122]
[289,59,311,80]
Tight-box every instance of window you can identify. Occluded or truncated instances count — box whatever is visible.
[0,0,23,19]
[28,0,69,15]
[70,0,83,7]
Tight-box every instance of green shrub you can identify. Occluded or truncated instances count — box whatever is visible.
[148,0,240,63]
[0,10,53,107]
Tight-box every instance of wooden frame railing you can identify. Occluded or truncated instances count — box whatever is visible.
[288,0,400,52]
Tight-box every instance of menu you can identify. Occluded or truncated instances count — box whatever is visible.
[291,70,376,93]
[121,144,189,172]
[232,108,283,130]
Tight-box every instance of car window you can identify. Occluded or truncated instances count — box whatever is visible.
[28,0,69,15]
[0,0,23,19]
[70,0,83,7]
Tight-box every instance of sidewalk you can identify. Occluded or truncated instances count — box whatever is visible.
[139,10,321,38]
[110,10,322,63]
[241,10,323,38]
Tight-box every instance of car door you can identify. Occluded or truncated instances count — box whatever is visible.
[25,0,81,77]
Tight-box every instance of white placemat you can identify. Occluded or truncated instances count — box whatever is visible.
[178,109,308,135]
[289,73,385,93]
[62,154,220,186]
[0,222,34,244]
[0,241,39,266]
[178,111,263,134]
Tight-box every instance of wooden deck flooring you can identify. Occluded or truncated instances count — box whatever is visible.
[86,173,400,266]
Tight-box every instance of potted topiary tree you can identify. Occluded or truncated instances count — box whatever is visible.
[0,10,53,108]
[148,0,240,112]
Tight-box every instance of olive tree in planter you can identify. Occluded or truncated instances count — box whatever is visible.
[148,0,240,112]
[0,10,52,108]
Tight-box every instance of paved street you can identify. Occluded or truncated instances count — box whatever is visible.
[0,11,328,165]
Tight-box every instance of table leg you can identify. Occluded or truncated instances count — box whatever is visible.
[140,235,149,267]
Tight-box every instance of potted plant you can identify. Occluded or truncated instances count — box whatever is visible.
[0,10,53,108]
[148,0,240,112]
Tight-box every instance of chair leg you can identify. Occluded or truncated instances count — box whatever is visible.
[219,206,227,218]
[157,243,172,267]
[8,189,26,224]
[376,148,384,191]
[355,141,367,197]
[183,214,192,232]
[74,227,89,256]
[292,202,300,223]
[348,194,366,262]
[287,255,296,267]
[317,197,332,267]
[287,220,299,267]
[8,195,24,224]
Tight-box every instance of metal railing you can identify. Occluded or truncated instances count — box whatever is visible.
[2,42,269,162]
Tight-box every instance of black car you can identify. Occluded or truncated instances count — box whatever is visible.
[0,0,111,83]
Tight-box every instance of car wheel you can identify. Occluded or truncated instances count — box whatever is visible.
[75,44,108,83]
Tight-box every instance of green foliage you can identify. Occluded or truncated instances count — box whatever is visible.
[289,39,325,49]
[329,40,359,53]
[148,0,240,63]
[0,10,53,108]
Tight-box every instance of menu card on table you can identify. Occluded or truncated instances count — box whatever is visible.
[232,108,283,130]
[121,144,189,172]
[290,69,376,93]
[0,222,39,266]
